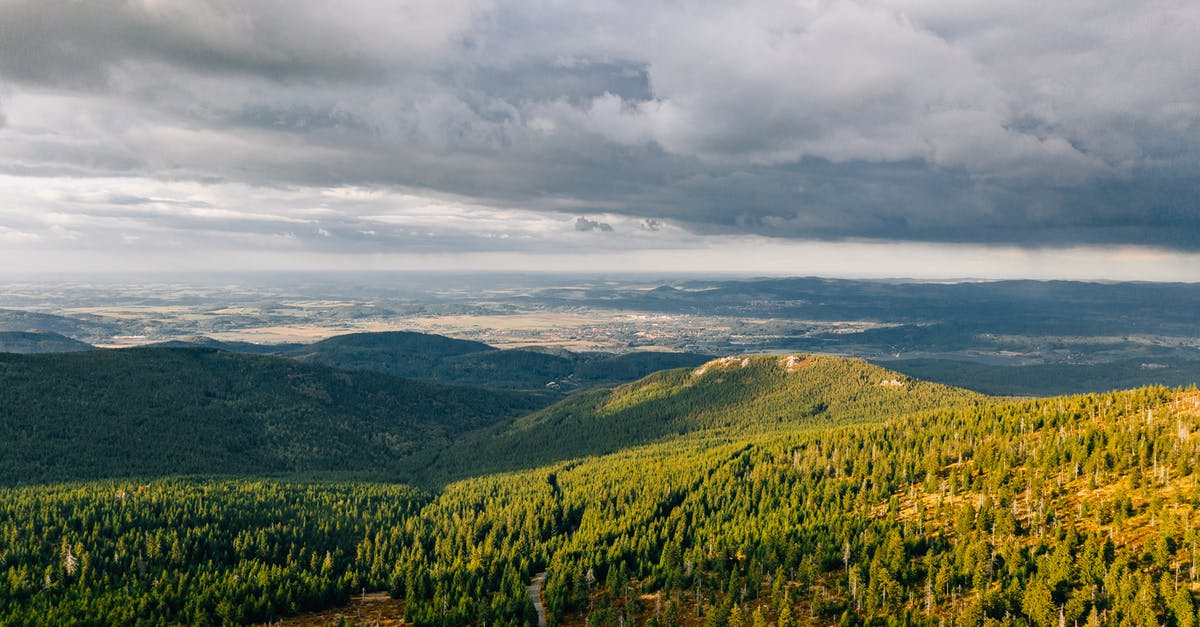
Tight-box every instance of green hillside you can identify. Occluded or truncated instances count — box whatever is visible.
[420,346,712,392]
[525,384,1200,627]
[148,335,301,354]
[5,378,1200,625]
[283,330,497,374]
[421,354,988,480]
[0,331,94,353]
[280,330,710,391]
[0,347,546,485]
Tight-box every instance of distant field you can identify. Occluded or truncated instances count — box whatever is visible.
[60,305,198,319]
[52,303,655,350]
[206,311,687,351]
[208,324,375,344]
[883,356,1200,396]
[405,312,599,330]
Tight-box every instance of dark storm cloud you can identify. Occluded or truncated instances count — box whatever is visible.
[0,0,1198,253]
[0,1,457,86]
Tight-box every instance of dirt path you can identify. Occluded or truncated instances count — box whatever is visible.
[527,572,548,627]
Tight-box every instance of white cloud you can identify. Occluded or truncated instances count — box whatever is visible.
[0,226,40,242]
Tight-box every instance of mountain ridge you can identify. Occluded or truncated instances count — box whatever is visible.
[418,353,990,481]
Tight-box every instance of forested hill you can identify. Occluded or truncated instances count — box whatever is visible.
[278,331,712,392]
[7,375,1200,624]
[0,331,93,354]
[422,354,990,480]
[284,330,496,369]
[148,335,300,354]
[0,325,713,397]
[0,308,118,343]
[0,347,546,485]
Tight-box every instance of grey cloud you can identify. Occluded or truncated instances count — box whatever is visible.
[575,217,614,233]
[0,0,1197,254]
[0,1,477,87]
[452,60,652,107]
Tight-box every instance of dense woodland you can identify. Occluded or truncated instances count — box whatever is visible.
[0,347,546,485]
[0,331,94,354]
[420,355,985,482]
[3,347,1200,625]
[275,331,712,393]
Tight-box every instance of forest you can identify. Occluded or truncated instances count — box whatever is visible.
[3,349,1200,625]
[0,347,547,485]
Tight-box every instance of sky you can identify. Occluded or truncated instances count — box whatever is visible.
[1,1,1198,279]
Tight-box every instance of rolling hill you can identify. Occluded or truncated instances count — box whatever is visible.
[147,335,302,354]
[0,348,983,486]
[0,347,547,485]
[0,330,94,353]
[278,330,711,392]
[0,309,118,344]
[419,354,990,480]
[282,330,497,372]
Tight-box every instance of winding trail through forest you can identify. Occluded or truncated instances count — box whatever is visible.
[527,572,547,627]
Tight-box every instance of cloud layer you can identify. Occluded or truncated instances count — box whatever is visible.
[1,0,1198,263]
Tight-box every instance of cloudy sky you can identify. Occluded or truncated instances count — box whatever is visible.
[1,0,1198,278]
